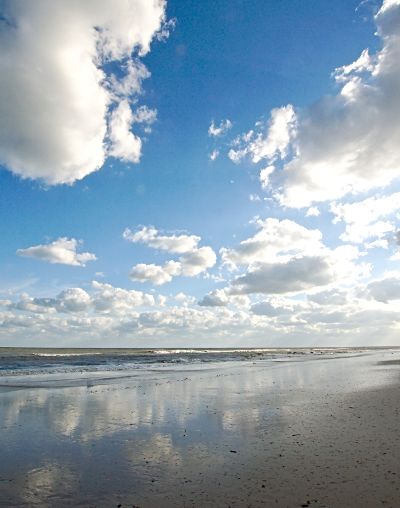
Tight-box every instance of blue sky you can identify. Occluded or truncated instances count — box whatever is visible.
[1,0,400,347]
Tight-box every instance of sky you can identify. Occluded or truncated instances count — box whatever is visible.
[1,0,400,347]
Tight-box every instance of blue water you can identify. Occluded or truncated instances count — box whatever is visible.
[0,346,383,377]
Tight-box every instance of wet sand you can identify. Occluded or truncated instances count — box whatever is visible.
[1,351,400,507]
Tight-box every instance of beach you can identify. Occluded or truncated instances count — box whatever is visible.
[1,349,400,507]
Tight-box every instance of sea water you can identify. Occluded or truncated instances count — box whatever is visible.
[0,346,384,378]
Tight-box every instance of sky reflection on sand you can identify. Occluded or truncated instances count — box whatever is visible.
[1,352,399,507]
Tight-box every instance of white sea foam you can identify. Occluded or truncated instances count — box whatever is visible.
[32,353,102,357]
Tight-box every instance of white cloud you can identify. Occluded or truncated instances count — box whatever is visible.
[0,0,167,184]
[367,275,400,303]
[155,17,177,42]
[334,49,375,81]
[217,219,369,297]
[227,149,243,164]
[129,247,217,285]
[8,281,155,315]
[228,105,296,165]
[91,281,155,310]
[331,192,400,246]
[123,226,200,253]
[126,226,216,285]
[251,296,309,316]
[278,2,400,207]
[229,256,334,295]
[56,288,92,312]
[129,262,180,286]
[173,292,195,307]
[179,246,216,276]
[208,119,232,137]
[16,238,96,267]
[228,1,400,207]
[307,288,349,306]
[2,277,400,346]
[209,149,219,161]
[198,289,251,308]
[198,289,229,307]
[306,206,320,217]
[331,193,400,230]
[108,100,142,163]
[108,58,150,99]
[131,105,158,127]
[259,165,275,189]
[220,218,324,268]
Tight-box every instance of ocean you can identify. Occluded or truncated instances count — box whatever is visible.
[0,346,387,378]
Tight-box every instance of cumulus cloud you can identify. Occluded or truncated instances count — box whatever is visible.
[16,238,96,267]
[198,289,250,308]
[126,226,216,285]
[331,192,400,246]
[306,206,320,217]
[250,300,284,317]
[229,256,334,295]
[108,100,142,163]
[0,0,167,184]
[2,278,400,346]
[229,0,400,207]
[208,119,232,137]
[173,292,196,306]
[228,105,296,165]
[259,165,275,189]
[198,289,229,307]
[220,218,325,268]
[307,288,349,306]
[91,281,155,310]
[8,281,155,315]
[179,247,216,276]
[130,248,217,285]
[123,226,200,253]
[55,288,92,312]
[217,218,369,297]
[367,275,400,303]
[129,262,180,286]
[251,296,309,317]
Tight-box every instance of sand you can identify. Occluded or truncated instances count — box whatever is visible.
[1,350,400,507]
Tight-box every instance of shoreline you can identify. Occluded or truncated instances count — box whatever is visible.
[1,350,400,507]
[0,348,386,387]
